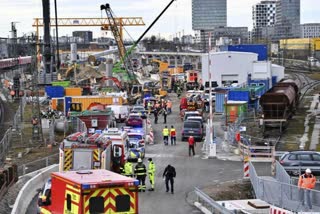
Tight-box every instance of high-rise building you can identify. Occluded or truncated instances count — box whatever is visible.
[72,31,93,43]
[192,0,227,51]
[274,0,300,40]
[192,0,227,30]
[301,23,320,38]
[252,1,276,41]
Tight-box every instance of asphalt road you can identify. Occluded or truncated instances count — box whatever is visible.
[26,92,270,214]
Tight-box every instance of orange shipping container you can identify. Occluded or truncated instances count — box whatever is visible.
[70,96,123,110]
[65,87,82,96]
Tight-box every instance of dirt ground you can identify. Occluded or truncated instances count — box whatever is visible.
[201,179,254,201]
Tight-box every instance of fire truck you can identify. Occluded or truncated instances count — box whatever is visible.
[59,129,127,173]
[39,169,139,214]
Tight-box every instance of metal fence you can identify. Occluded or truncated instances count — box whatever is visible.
[17,153,59,176]
[70,116,87,133]
[0,129,12,163]
[275,161,291,184]
[13,96,26,131]
[194,187,233,214]
[250,161,320,212]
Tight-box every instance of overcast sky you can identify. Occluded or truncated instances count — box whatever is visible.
[0,0,319,40]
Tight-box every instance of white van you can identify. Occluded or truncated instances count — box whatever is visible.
[109,105,129,122]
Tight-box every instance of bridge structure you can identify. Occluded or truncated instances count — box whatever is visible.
[136,51,204,69]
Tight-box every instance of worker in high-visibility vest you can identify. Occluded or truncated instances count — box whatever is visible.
[162,126,169,145]
[148,158,156,191]
[120,161,133,177]
[134,158,147,192]
[298,168,316,210]
[170,125,176,146]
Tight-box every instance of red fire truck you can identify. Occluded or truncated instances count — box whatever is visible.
[39,169,139,214]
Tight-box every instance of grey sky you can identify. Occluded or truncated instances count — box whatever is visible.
[0,0,319,40]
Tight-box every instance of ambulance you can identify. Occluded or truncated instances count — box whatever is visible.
[39,169,139,214]
[59,130,126,173]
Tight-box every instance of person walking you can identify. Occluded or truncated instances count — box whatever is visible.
[148,158,156,191]
[153,109,158,124]
[167,100,172,114]
[298,168,316,210]
[170,125,176,146]
[162,126,169,145]
[163,164,176,194]
[134,158,147,192]
[188,136,195,156]
[147,101,152,115]
[163,108,167,124]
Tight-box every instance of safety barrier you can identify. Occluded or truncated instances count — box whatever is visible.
[269,206,294,214]
[11,164,58,214]
[249,161,320,212]
[243,157,250,178]
[238,142,275,162]
[194,187,233,214]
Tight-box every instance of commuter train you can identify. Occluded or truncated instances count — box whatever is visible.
[0,56,32,69]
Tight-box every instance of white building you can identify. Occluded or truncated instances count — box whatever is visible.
[201,52,258,87]
[201,51,284,88]
[301,23,320,38]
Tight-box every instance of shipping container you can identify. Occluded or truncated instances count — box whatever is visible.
[248,79,270,91]
[227,44,268,61]
[215,92,227,113]
[65,87,82,96]
[68,96,124,111]
[225,101,248,123]
[45,86,65,98]
[228,90,250,102]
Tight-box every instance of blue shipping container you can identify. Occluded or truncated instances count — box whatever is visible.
[227,44,268,61]
[45,86,65,98]
[215,93,227,113]
[228,90,250,102]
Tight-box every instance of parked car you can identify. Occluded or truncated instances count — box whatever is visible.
[183,111,202,121]
[186,116,204,129]
[127,132,146,162]
[131,105,147,119]
[181,120,203,141]
[279,151,320,175]
[125,113,143,127]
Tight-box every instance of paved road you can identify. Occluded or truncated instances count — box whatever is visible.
[26,92,270,213]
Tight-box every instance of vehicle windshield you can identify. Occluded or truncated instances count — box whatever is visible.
[129,115,141,120]
[129,135,143,140]
[184,122,201,129]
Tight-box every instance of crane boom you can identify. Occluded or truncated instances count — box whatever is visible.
[100,0,176,82]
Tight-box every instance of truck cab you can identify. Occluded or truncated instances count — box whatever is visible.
[38,170,139,214]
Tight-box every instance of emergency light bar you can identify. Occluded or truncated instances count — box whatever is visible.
[81,180,139,190]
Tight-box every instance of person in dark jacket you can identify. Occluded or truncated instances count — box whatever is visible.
[135,158,147,192]
[163,164,176,194]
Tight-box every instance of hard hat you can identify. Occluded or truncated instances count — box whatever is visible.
[137,158,142,163]
[306,168,312,174]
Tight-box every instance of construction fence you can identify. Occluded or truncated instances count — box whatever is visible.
[250,161,320,212]
[17,153,59,176]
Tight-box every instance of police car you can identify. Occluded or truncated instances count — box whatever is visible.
[126,129,146,162]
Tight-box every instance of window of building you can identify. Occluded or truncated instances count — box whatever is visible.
[116,195,130,212]
[89,196,104,213]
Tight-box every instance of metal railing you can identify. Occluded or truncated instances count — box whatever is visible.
[275,161,291,184]
[0,129,12,164]
[238,142,275,162]
[17,153,59,176]
[250,161,320,212]
[194,187,233,214]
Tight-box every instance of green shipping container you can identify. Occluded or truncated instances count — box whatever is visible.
[52,81,71,88]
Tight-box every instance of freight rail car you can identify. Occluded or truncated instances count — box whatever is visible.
[259,79,301,132]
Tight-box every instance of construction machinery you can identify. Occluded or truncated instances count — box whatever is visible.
[151,59,169,73]
[100,0,176,97]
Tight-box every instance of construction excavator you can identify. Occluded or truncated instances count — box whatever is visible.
[100,0,176,102]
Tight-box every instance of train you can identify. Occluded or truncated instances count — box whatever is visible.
[0,56,32,69]
[259,78,301,131]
